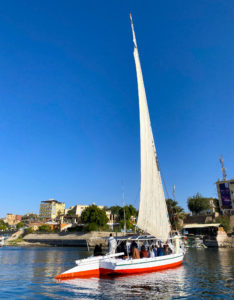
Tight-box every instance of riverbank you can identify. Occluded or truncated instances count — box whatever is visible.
[4,236,49,247]
[9,231,126,248]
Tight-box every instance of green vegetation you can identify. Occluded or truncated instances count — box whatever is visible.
[0,220,8,231]
[88,223,98,231]
[107,205,138,231]
[24,227,34,235]
[118,205,137,230]
[38,224,52,233]
[16,221,24,230]
[166,199,185,230]
[7,236,24,245]
[109,205,122,219]
[81,204,108,231]
[119,205,137,221]
[66,209,75,217]
[215,215,230,232]
[187,193,210,215]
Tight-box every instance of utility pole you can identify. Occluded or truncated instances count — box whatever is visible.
[219,155,227,181]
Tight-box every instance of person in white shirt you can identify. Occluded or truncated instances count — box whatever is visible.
[108,233,117,254]
[148,246,155,258]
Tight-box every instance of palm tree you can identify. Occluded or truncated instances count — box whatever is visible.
[166,199,185,230]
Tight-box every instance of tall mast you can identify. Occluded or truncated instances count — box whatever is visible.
[129,14,170,241]
[219,155,227,181]
[122,184,126,235]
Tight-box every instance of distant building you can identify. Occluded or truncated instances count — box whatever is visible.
[200,198,220,216]
[65,204,105,224]
[27,222,44,231]
[6,214,22,226]
[21,213,39,224]
[39,198,65,220]
[105,210,120,230]
[216,179,234,215]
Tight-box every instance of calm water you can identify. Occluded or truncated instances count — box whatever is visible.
[0,247,233,299]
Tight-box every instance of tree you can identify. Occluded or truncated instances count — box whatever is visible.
[66,209,75,217]
[16,221,24,230]
[166,199,184,230]
[118,205,137,231]
[119,205,137,221]
[187,193,210,215]
[119,219,133,230]
[81,204,108,229]
[25,227,34,234]
[109,205,122,220]
[0,220,8,231]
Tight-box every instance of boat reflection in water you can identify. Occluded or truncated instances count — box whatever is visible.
[1,247,233,298]
[61,264,186,299]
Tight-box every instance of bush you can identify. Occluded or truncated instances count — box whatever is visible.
[0,220,8,231]
[88,223,98,231]
[24,227,34,235]
[67,226,84,232]
[215,216,230,233]
[16,221,24,229]
[8,236,24,245]
[38,224,51,233]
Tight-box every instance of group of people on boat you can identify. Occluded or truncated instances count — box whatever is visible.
[94,234,173,259]
[121,240,172,259]
[93,234,177,259]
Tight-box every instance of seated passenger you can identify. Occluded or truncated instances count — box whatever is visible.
[132,244,140,259]
[157,243,164,256]
[163,241,169,255]
[94,244,103,256]
[116,241,127,258]
[148,246,155,258]
[140,245,148,258]
[130,241,138,256]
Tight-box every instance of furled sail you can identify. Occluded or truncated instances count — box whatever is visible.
[130,14,170,241]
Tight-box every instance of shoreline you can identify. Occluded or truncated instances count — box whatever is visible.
[4,231,125,248]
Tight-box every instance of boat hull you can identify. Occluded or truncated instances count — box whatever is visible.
[55,253,184,279]
[100,253,184,275]
[55,256,102,280]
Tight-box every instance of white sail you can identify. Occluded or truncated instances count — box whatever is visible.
[130,14,170,241]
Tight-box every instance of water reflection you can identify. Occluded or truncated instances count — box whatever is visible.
[62,266,187,299]
[183,248,234,298]
[0,247,233,299]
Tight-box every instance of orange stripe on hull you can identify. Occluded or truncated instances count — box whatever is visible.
[100,260,183,276]
[55,260,183,280]
[55,269,100,280]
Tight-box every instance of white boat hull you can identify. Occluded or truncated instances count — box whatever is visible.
[55,256,103,279]
[100,253,184,275]
[55,252,184,279]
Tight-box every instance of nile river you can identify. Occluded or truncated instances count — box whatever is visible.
[0,247,233,299]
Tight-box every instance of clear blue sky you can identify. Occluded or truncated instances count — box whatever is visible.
[0,1,234,217]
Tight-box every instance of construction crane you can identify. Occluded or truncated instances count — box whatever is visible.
[219,155,227,181]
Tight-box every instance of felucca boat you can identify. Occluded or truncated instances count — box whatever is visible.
[55,14,184,280]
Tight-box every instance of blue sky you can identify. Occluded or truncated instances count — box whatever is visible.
[0,1,234,217]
